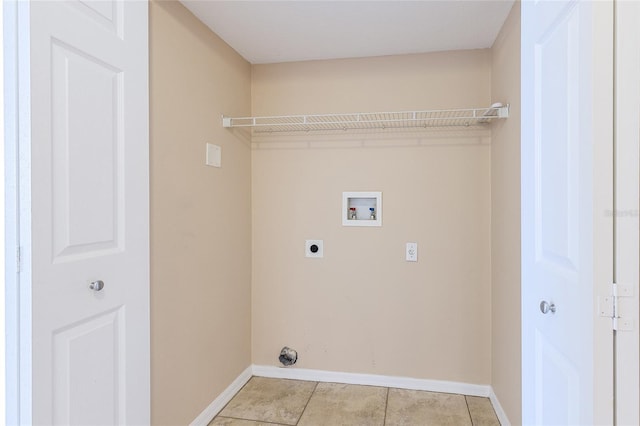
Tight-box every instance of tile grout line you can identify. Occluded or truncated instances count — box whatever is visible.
[294,381,320,425]
[464,395,475,426]
[209,376,256,424]
[382,386,390,426]
[215,415,286,425]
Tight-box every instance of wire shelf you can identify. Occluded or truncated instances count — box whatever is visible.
[223,104,508,134]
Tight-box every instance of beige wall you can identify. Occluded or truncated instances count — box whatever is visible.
[149,2,252,424]
[490,2,522,424]
[251,51,493,384]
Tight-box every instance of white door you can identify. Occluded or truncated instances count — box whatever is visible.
[614,1,640,424]
[21,1,150,424]
[521,0,614,424]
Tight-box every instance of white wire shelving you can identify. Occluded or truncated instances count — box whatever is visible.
[222,104,509,134]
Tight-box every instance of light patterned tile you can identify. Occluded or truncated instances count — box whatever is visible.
[466,396,500,426]
[385,388,472,426]
[297,382,387,426]
[217,377,316,425]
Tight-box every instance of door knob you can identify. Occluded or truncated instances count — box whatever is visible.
[540,300,556,314]
[90,280,105,291]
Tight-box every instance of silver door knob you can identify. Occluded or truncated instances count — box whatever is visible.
[90,280,105,291]
[540,300,556,314]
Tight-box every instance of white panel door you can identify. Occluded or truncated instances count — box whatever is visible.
[25,1,149,424]
[521,0,613,424]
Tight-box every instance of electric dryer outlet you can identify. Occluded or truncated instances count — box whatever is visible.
[305,240,324,258]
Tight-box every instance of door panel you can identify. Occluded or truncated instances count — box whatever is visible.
[522,0,613,424]
[51,40,123,259]
[73,0,123,37]
[531,9,582,422]
[52,307,124,425]
[535,330,580,424]
[534,5,581,272]
[26,1,149,424]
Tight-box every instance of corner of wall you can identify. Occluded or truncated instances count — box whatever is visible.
[490,1,522,424]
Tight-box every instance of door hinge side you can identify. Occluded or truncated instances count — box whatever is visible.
[607,283,635,332]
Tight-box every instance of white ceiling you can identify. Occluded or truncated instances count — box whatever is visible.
[180,1,515,64]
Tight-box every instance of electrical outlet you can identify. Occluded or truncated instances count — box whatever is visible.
[305,240,324,258]
[406,242,418,262]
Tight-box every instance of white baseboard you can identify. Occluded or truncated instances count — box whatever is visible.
[252,364,491,397]
[192,364,511,426]
[488,388,511,426]
[189,365,252,426]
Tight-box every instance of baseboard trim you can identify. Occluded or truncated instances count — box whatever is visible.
[488,388,512,426]
[189,365,252,426]
[251,364,491,398]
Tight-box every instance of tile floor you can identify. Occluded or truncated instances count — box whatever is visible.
[209,377,501,426]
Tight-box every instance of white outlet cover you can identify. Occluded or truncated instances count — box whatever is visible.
[305,240,324,258]
[406,242,418,262]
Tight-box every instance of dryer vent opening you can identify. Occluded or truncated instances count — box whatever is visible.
[279,347,297,366]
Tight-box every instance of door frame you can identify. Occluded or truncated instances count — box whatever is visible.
[614,1,640,423]
[4,1,18,423]
[5,1,34,423]
[1,0,6,422]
